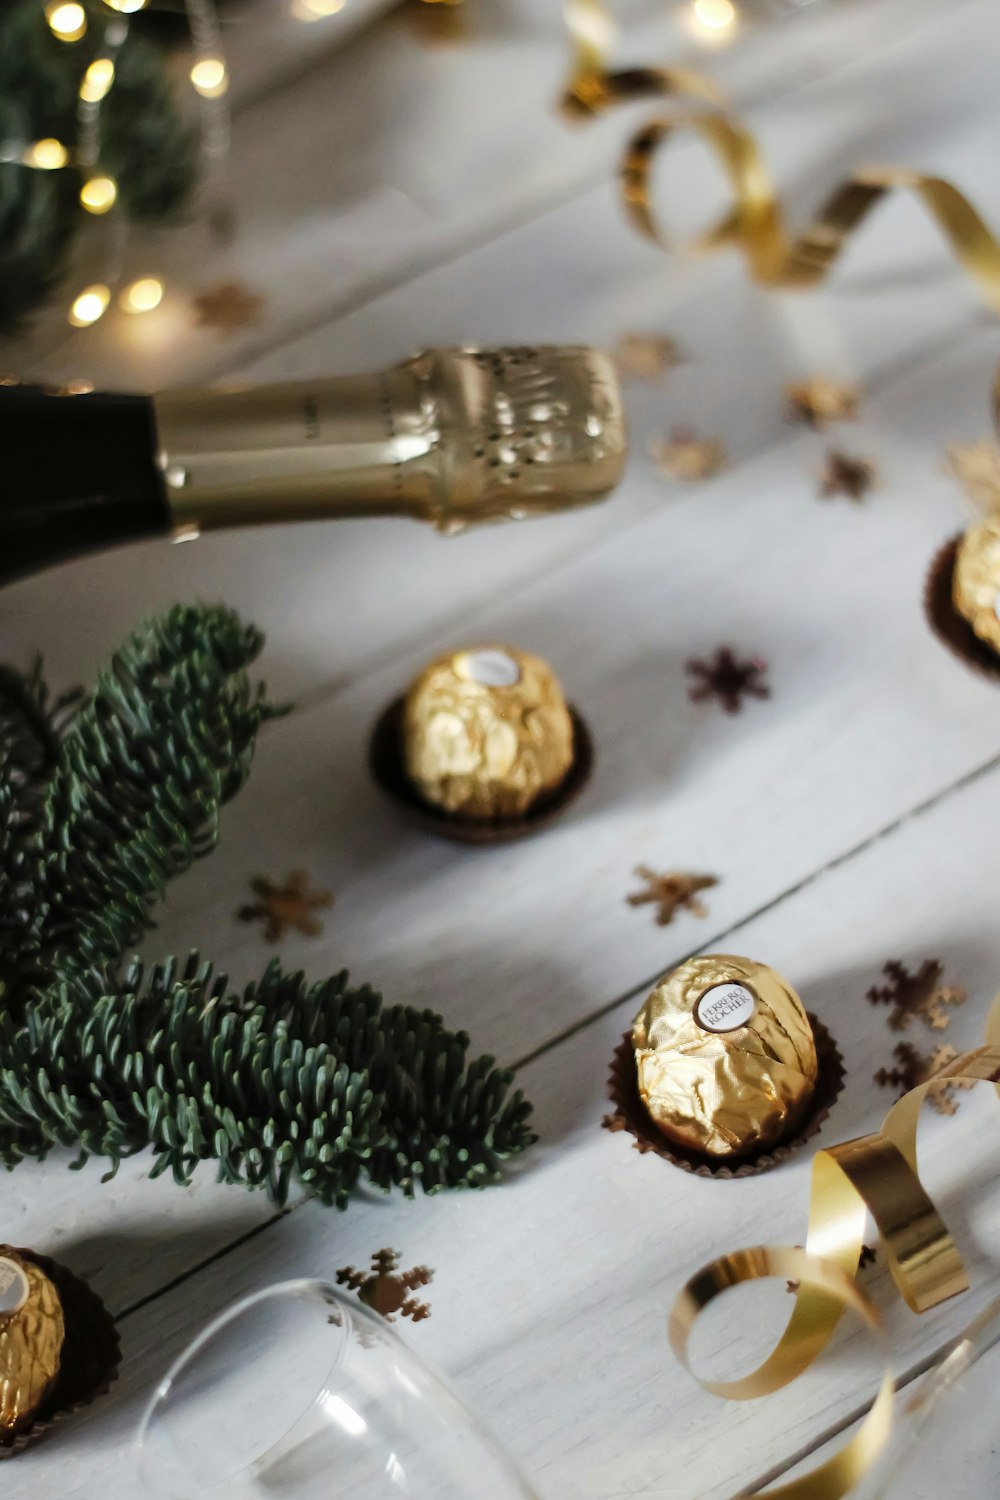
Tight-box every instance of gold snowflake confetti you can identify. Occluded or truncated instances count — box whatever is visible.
[337,1250,433,1323]
[193,281,265,332]
[946,440,1000,514]
[237,871,333,942]
[874,1042,976,1116]
[786,377,861,428]
[866,959,966,1032]
[649,427,726,481]
[626,867,718,926]
[398,0,467,41]
[819,449,876,502]
[613,332,684,381]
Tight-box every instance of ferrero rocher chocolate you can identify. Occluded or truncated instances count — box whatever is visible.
[402,645,575,820]
[953,517,1000,654]
[632,955,818,1160]
[0,1248,65,1434]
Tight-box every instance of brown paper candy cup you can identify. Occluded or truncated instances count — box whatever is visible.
[0,1250,121,1458]
[925,534,1000,682]
[368,696,594,845]
[602,1013,845,1179]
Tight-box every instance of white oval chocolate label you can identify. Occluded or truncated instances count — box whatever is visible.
[694,982,757,1033]
[0,1258,29,1316]
[462,649,521,688]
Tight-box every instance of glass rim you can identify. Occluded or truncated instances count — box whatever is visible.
[134,1278,395,1482]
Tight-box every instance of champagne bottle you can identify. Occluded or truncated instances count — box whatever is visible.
[0,346,626,586]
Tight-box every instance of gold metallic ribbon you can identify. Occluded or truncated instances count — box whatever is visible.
[668,995,1000,1498]
[563,0,1000,317]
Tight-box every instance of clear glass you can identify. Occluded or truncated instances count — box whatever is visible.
[136,1279,542,1500]
[863,1297,1000,1500]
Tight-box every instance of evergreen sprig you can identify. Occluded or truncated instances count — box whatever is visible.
[0,0,198,336]
[0,606,534,1207]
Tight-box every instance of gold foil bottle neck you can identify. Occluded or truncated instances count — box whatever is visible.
[632,955,818,1160]
[154,345,627,536]
[402,644,575,820]
[0,1248,65,1434]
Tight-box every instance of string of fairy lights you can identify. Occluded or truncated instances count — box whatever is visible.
[23,0,231,330]
[17,0,804,340]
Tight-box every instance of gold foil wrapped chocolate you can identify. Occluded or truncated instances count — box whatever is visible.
[632,955,818,1159]
[952,517,1000,654]
[0,1249,65,1434]
[402,645,575,820]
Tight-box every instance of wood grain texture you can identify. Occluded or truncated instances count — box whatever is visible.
[11,755,1000,1499]
[4,1,1000,1494]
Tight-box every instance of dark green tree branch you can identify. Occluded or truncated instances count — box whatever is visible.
[0,606,534,1206]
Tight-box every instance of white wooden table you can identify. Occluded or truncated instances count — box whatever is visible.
[5,1,1000,1494]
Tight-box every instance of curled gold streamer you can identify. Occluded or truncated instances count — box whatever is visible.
[563,0,1000,316]
[668,995,1000,1498]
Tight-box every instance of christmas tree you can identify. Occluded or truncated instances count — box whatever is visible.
[0,606,535,1207]
[0,0,197,335]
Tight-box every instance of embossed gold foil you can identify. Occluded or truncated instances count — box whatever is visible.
[0,1249,64,1434]
[632,955,818,1159]
[403,646,575,820]
[953,517,1000,653]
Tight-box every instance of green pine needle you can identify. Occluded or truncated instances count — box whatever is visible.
[0,606,535,1207]
[0,0,198,336]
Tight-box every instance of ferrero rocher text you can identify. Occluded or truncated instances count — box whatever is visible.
[953,517,1000,654]
[0,1249,65,1434]
[402,646,575,819]
[632,955,818,1159]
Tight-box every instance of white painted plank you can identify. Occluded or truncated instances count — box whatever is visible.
[5,238,1000,1336]
[5,0,985,394]
[128,317,1000,1066]
[3,309,999,1404]
[3,0,999,712]
[10,748,1000,1500]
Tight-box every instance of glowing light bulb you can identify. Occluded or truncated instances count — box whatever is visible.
[190,58,228,98]
[120,276,164,314]
[292,0,345,17]
[46,2,87,40]
[693,0,737,29]
[68,284,111,327]
[80,58,115,103]
[23,139,69,170]
[80,175,118,213]
[103,0,147,10]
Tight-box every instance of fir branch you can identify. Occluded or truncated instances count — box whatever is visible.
[25,605,280,971]
[0,0,198,335]
[0,603,536,1208]
[0,955,536,1207]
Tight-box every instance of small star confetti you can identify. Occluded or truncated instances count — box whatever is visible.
[874,1041,975,1116]
[686,647,770,714]
[946,440,1000,514]
[193,281,265,332]
[786,376,861,428]
[866,959,966,1032]
[626,867,718,927]
[237,870,333,942]
[649,426,727,482]
[818,449,876,502]
[337,1250,433,1323]
[787,1244,875,1293]
[613,332,684,380]
[398,0,467,42]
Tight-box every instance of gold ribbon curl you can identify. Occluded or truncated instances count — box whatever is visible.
[668,996,1000,1499]
[563,0,1000,317]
